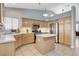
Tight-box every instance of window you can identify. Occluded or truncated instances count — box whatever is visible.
[4,17,19,30]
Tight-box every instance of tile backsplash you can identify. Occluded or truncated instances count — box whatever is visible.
[19,27,32,33]
[18,27,50,33]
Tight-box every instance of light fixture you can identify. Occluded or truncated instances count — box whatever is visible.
[43,7,54,17]
[43,13,48,17]
[43,7,49,17]
[38,3,54,17]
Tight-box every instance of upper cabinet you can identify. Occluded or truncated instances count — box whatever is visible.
[22,18,48,28]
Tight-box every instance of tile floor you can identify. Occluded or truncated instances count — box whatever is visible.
[15,43,79,56]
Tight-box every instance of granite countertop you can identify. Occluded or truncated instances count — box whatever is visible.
[0,35,16,44]
[5,32,28,35]
[36,34,56,37]
[0,32,33,44]
[1,32,32,35]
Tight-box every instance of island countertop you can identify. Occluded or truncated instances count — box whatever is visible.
[36,34,56,37]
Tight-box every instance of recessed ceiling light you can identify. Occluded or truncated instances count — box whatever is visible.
[43,13,48,17]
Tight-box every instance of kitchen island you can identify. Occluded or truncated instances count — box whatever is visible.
[35,34,56,54]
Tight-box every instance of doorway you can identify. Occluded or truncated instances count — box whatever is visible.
[49,23,59,43]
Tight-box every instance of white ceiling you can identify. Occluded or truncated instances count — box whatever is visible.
[4,3,73,14]
[5,3,55,10]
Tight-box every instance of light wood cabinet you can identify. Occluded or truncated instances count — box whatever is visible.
[59,18,65,44]
[0,42,15,56]
[64,19,71,45]
[14,34,23,48]
[35,36,55,54]
[58,16,71,46]
[59,22,64,44]
[15,33,34,48]
[22,18,48,28]
[23,33,34,44]
[22,34,28,44]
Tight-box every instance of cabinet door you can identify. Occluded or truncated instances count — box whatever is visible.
[0,42,15,56]
[59,23,64,44]
[15,35,22,48]
[58,16,71,45]
[23,33,34,44]
[26,33,34,43]
[23,34,28,44]
[64,22,71,45]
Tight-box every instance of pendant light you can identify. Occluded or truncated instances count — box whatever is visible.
[43,8,48,17]
[38,3,54,17]
[43,6,54,17]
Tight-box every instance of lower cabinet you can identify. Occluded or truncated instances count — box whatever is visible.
[0,42,15,56]
[22,34,28,44]
[14,34,23,48]
[14,33,34,48]
[23,33,34,44]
